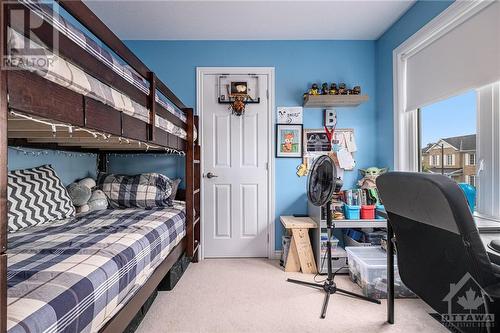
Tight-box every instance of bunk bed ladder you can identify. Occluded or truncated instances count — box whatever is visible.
[185,109,201,262]
[0,1,8,330]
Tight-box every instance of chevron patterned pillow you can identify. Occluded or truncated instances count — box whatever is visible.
[7,165,76,232]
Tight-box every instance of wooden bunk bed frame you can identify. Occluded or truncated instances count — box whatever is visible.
[0,1,201,332]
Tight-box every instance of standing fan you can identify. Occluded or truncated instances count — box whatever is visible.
[287,155,380,318]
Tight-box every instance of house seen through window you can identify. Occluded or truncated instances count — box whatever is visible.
[420,90,477,206]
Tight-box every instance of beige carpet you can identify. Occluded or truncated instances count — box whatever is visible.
[137,259,448,333]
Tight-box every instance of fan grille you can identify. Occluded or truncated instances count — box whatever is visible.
[307,155,336,207]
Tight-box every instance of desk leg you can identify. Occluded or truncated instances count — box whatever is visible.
[387,220,395,324]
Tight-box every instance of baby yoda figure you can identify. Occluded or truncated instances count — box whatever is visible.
[358,167,388,189]
[358,167,388,205]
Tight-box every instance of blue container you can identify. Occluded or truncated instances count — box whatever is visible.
[344,204,361,220]
[458,183,476,212]
[376,204,385,219]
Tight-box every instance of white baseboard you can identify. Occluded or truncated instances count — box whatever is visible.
[270,250,281,260]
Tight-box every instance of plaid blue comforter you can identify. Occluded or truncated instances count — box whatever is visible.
[6,202,186,333]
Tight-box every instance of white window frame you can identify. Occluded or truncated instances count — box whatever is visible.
[393,1,499,221]
[469,153,476,166]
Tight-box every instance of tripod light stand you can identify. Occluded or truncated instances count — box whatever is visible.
[287,155,381,318]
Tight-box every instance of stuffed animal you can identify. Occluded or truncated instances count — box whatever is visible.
[357,167,388,189]
[76,204,90,214]
[88,189,108,211]
[358,167,388,205]
[67,177,108,213]
[67,183,92,207]
[78,177,96,189]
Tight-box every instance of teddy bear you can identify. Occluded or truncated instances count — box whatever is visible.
[67,177,108,213]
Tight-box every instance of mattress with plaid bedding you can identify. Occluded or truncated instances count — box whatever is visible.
[6,202,186,333]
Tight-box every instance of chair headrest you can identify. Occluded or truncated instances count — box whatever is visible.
[377,172,475,235]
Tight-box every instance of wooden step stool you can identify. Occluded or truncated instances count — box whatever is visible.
[280,216,317,274]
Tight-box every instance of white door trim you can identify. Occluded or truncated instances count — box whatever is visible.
[393,0,492,171]
[196,67,276,260]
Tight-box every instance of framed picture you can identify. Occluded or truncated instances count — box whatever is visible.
[276,124,303,158]
[304,128,331,153]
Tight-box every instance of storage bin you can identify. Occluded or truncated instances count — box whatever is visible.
[360,205,375,219]
[343,204,360,220]
[320,235,339,253]
[343,233,371,247]
[345,246,415,299]
[375,204,385,219]
[280,235,291,267]
[362,230,386,245]
[345,228,363,241]
[318,247,349,274]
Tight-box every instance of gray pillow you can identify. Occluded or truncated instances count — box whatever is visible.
[169,178,182,201]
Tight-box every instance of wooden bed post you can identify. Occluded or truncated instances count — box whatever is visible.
[1,0,8,331]
[147,72,156,142]
[185,108,201,262]
[185,108,195,261]
[97,152,108,173]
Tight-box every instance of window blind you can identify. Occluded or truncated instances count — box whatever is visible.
[405,2,500,111]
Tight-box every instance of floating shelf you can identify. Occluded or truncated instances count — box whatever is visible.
[303,94,369,108]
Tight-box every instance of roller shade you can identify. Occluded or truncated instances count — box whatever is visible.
[405,1,500,111]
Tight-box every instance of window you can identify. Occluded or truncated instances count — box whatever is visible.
[468,175,476,187]
[446,154,454,166]
[419,90,477,203]
[469,153,476,166]
[395,1,500,221]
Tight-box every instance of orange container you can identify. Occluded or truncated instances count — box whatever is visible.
[360,205,375,220]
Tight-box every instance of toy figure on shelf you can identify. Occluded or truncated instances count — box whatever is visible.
[321,83,329,95]
[329,83,338,95]
[357,167,388,205]
[307,83,320,96]
[338,83,347,95]
[352,86,361,95]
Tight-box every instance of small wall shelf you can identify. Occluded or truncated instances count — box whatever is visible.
[303,94,369,108]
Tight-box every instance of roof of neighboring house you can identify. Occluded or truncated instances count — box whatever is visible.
[422,143,434,154]
[442,134,476,151]
[423,134,476,153]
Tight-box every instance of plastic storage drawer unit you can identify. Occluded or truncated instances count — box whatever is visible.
[345,246,415,299]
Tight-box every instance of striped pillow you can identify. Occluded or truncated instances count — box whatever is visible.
[97,172,173,209]
[8,165,75,232]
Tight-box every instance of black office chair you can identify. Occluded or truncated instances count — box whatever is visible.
[377,172,500,333]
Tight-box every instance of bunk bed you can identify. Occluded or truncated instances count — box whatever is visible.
[0,0,201,332]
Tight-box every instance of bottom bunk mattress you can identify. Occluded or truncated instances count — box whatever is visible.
[6,202,186,333]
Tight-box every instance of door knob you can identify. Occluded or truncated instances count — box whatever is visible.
[206,172,218,179]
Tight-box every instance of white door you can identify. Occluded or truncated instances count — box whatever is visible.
[201,72,269,257]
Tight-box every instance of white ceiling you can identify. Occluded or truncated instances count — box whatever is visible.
[83,0,416,40]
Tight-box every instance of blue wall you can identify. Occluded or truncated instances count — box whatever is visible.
[122,40,377,250]
[7,148,97,185]
[375,0,454,168]
[7,0,454,251]
[108,154,184,181]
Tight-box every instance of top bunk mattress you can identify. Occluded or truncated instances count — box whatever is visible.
[6,202,186,333]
